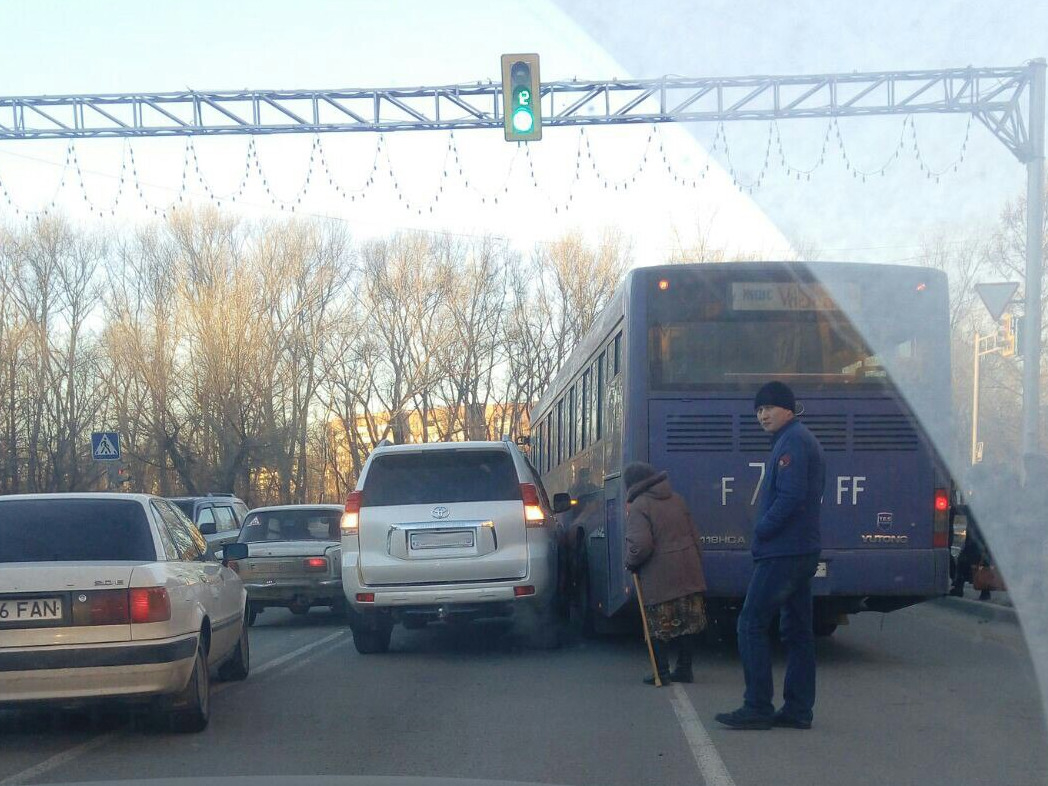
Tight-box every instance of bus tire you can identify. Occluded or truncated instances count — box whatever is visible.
[813,620,838,637]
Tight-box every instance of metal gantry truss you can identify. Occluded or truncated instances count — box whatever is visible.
[0,61,1045,451]
[0,65,1038,160]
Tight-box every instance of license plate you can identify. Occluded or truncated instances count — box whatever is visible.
[255,561,292,573]
[0,597,63,623]
[410,530,475,550]
[814,562,828,578]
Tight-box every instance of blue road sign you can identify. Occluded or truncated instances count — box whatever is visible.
[91,432,121,461]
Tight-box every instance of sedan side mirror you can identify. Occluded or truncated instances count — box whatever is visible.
[222,542,248,566]
[552,493,574,514]
[198,521,217,536]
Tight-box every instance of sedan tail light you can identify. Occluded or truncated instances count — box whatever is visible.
[129,587,172,624]
[303,557,328,572]
[72,590,130,626]
[520,483,545,528]
[342,491,362,536]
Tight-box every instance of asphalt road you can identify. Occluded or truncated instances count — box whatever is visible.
[0,600,1044,786]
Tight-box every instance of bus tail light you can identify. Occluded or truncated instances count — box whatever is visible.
[933,488,950,548]
[342,491,362,536]
[520,483,545,527]
[129,587,172,624]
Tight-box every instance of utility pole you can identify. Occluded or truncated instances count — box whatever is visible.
[1022,58,1046,456]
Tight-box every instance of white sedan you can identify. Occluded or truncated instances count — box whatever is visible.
[0,493,250,732]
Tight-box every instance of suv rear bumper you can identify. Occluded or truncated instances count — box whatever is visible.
[342,534,557,615]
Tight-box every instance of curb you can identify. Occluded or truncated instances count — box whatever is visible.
[931,596,1019,624]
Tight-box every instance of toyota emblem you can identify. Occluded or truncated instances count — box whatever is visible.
[431,505,450,519]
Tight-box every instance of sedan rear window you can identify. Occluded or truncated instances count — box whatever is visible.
[239,510,342,542]
[0,499,156,563]
[362,450,520,506]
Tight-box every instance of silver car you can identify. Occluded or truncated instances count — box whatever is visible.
[231,505,346,626]
[340,440,563,654]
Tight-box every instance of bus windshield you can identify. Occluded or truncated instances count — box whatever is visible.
[647,272,942,391]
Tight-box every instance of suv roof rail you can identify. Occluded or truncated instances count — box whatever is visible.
[207,492,235,497]
[376,438,393,448]
[501,434,511,442]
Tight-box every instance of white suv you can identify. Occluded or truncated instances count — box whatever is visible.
[0,493,249,732]
[340,440,563,653]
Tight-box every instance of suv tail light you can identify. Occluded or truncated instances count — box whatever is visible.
[72,590,130,626]
[933,488,950,548]
[342,491,362,535]
[303,557,328,572]
[521,483,545,527]
[130,587,172,624]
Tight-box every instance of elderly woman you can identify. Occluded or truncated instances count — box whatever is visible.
[625,461,708,685]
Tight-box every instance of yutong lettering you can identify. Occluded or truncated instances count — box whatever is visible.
[861,534,909,544]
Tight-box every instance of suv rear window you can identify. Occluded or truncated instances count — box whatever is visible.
[363,450,520,507]
[0,499,156,563]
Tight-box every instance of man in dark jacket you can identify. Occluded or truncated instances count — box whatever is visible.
[716,381,826,730]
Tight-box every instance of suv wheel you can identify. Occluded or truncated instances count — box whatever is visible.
[352,625,392,654]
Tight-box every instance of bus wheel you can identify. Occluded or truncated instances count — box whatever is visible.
[813,620,838,637]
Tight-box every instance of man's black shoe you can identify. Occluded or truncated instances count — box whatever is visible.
[948,586,964,597]
[772,711,812,730]
[714,708,773,730]
[669,668,693,683]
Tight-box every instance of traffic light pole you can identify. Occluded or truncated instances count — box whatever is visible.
[1023,59,1046,457]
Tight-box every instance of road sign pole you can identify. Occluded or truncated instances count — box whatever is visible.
[1023,58,1045,456]
[972,330,981,466]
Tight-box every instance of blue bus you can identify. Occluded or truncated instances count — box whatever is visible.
[531,262,953,636]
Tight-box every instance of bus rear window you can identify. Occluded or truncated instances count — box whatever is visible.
[362,450,520,506]
[648,277,933,390]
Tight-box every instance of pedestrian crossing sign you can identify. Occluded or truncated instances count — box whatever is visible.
[91,432,121,461]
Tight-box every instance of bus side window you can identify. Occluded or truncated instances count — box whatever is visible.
[556,400,564,466]
[582,369,591,449]
[569,386,577,457]
[544,413,552,473]
[597,351,605,441]
[589,360,598,445]
[613,332,622,375]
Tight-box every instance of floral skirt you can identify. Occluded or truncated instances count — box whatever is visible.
[644,592,708,642]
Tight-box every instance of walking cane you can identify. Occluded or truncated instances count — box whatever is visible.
[633,572,662,687]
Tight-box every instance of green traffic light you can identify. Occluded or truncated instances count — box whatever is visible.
[512,107,535,133]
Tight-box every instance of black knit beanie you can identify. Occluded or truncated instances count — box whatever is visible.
[753,381,796,412]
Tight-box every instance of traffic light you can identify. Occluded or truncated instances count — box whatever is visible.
[1000,313,1018,357]
[107,462,133,487]
[501,54,541,142]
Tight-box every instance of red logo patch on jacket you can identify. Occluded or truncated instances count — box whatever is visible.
[778,454,792,468]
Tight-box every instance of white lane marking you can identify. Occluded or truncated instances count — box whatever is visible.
[668,683,737,786]
[0,733,119,786]
[0,629,349,786]
[214,629,347,694]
